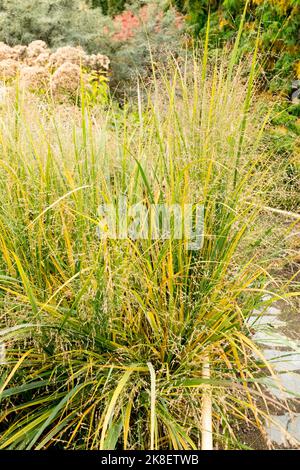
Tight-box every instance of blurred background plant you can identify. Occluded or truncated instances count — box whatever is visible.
[0,0,299,450]
[0,1,186,98]
[171,0,300,93]
[0,40,110,102]
[0,1,298,97]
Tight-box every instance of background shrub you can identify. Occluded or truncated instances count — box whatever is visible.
[91,0,126,15]
[0,0,112,50]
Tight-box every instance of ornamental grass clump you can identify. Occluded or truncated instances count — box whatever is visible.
[0,25,297,449]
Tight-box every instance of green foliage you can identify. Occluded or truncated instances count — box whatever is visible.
[0,1,298,95]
